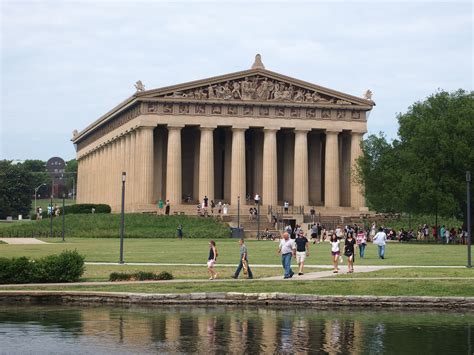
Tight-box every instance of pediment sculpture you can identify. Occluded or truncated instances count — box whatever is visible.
[161,75,351,105]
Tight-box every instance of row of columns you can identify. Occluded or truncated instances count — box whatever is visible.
[164,126,365,208]
[77,126,155,209]
[77,125,364,210]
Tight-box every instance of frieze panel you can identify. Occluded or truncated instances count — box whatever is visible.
[227,106,238,115]
[259,106,269,116]
[336,110,346,119]
[161,75,350,105]
[290,108,300,118]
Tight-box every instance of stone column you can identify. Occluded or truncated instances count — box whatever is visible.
[124,133,132,208]
[231,127,247,205]
[224,130,232,202]
[294,129,310,206]
[199,126,215,202]
[166,125,183,205]
[129,131,136,208]
[193,132,200,201]
[136,126,154,209]
[262,128,278,206]
[154,129,164,202]
[282,131,294,203]
[324,130,341,208]
[350,131,366,209]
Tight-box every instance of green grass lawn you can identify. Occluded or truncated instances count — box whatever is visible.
[0,214,229,238]
[337,267,474,278]
[0,238,471,266]
[6,279,474,297]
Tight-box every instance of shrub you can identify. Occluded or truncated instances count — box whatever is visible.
[157,271,174,280]
[0,250,85,284]
[61,204,111,214]
[36,250,85,282]
[109,271,174,281]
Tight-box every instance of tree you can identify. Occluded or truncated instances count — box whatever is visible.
[64,159,77,197]
[357,89,474,218]
[22,160,51,198]
[0,161,34,218]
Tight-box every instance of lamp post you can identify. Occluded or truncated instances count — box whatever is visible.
[119,172,126,264]
[237,196,240,229]
[61,194,65,242]
[257,198,261,240]
[49,194,53,238]
[467,171,471,268]
[34,183,46,214]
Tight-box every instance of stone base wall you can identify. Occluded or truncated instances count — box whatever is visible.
[0,291,473,310]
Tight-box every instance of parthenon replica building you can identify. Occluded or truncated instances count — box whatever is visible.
[73,55,375,214]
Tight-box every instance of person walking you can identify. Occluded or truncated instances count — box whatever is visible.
[330,234,341,273]
[310,223,318,244]
[277,232,296,279]
[232,238,253,279]
[344,232,356,273]
[295,230,309,275]
[373,227,387,259]
[177,224,183,240]
[165,200,170,215]
[356,229,367,258]
[158,199,164,214]
[207,240,218,280]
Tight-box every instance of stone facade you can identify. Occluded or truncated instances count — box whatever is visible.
[72,55,375,213]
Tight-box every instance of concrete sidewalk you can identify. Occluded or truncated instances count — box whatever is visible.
[85,262,467,269]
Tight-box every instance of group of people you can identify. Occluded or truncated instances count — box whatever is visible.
[156,199,171,215]
[205,225,390,280]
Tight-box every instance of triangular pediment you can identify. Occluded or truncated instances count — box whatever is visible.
[136,69,374,107]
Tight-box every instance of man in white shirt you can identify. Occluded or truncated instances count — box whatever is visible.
[373,227,387,259]
[277,232,296,279]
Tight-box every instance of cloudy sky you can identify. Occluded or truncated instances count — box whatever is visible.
[1,0,472,161]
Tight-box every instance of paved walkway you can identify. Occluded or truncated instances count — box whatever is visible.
[260,265,389,281]
[0,238,49,244]
[86,262,467,269]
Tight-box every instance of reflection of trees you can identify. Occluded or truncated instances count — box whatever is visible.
[0,305,83,335]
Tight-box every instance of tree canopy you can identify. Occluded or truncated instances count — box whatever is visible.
[357,89,474,219]
[0,161,34,218]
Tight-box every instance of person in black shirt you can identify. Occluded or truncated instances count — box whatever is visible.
[344,232,356,273]
[294,230,309,275]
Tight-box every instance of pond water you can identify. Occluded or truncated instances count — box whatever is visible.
[0,304,472,354]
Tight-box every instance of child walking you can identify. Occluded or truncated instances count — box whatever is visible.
[207,240,218,280]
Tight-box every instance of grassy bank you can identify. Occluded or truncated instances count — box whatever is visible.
[5,279,474,297]
[0,214,229,238]
[0,238,471,266]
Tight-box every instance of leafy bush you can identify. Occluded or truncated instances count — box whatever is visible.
[61,204,111,214]
[109,272,132,281]
[0,250,85,284]
[109,271,174,281]
[156,271,174,280]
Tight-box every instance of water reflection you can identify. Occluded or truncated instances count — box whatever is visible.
[0,305,472,354]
